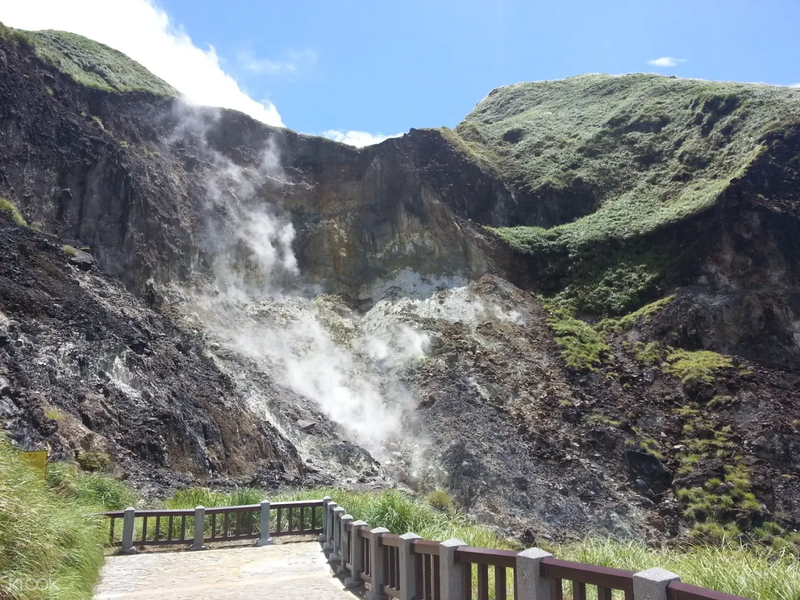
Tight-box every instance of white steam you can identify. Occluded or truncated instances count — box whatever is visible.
[164,108,426,459]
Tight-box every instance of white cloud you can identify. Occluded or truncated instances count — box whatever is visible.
[239,48,318,78]
[321,130,403,148]
[0,0,283,126]
[790,83,800,88]
[648,56,687,68]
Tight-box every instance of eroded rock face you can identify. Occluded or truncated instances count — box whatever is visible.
[0,215,304,491]
[0,39,509,299]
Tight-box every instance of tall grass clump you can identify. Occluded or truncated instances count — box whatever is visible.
[0,197,29,227]
[554,538,800,600]
[0,438,115,599]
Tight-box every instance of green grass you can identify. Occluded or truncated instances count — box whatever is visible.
[665,349,734,383]
[633,341,662,365]
[597,296,675,333]
[8,27,178,97]
[0,197,29,227]
[0,438,136,599]
[553,538,800,600]
[546,306,610,371]
[586,414,622,428]
[75,451,111,473]
[459,75,800,320]
[460,75,799,250]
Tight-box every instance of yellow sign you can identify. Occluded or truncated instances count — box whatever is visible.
[19,451,48,479]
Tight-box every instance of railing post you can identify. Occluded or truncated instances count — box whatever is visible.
[330,506,346,563]
[366,527,390,600]
[120,507,137,554]
[256,500,274,546]
[191,505,207,551]
[633,567,680,600]
[440,538,467,600]
[338,514,353,575]
[345,520,368,589]
[320,496,331,543]
[323,502,338,552]
[516,548,552,600]
[398,532,421,600]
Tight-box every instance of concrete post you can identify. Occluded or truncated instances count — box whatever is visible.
[256,500,273,546]
[516,548,553,600]
[320,496,331,543]
[330,506,346,562]
[345,520,368,589]
[191,506,207,551]
[338,515,354,575]
[398,532,421,600]
[366,527,390,600]
[633,567,681,600]
[323,502,338,552]
[120,507,137,554]
[439,538,467,600]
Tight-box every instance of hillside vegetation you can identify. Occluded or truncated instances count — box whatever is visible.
[459,74,799,245]
[0,23,177,97]
[449,75,800,315]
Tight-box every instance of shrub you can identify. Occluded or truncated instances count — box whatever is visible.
[597,296,675,333]
[426,489,456,512]
[665,349,734,383]
[76,450,111,473]
[634,341,662,365]
[546,307,609,371]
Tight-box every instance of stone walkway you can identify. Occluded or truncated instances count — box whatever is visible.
[93,541,355,599]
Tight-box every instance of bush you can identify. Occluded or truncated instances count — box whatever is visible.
[426,489,456,512]
[76,450,111,473]
[546,307,609,371]
[666,349,734,383]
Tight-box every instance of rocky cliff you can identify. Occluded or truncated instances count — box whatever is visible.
[0,26,798,547]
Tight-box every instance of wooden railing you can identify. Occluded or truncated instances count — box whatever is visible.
[321,497,752,600]
[100,499,323,552]
[457,547,515,600]
[413,539,441,600]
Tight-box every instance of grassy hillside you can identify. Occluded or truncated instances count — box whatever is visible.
[0,23,177,97]
[456,74,800,248]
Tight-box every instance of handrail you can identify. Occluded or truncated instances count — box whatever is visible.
[668,581,750,600]
[100,498,325,552]
[320,497,752,600]
[102,495,753,600]
[412,539,442,556]
[541,556,635,591]
[455,547,517,569]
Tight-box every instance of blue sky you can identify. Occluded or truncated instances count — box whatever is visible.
[3,1,800,145]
